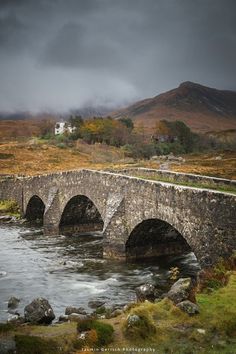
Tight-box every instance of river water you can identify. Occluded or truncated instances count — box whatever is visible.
[0,223,200,321]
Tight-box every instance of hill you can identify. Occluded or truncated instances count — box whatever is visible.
[111,81,236,132]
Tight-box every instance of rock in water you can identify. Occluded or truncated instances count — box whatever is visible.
[58,315,69,322]
[24,298,55,324]
[68,313,88,322]
[8,296,20,309]
[0,216,12,222]
[65,306,87,315]
[88,300,105,309]
[135,284,157,302]
[176,300,199,316]
[167,278,192,304]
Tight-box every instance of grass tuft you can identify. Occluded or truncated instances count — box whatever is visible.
[77,319,114,347]
[0,199,20,216]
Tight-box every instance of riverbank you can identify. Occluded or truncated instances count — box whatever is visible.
[0,269,235,354]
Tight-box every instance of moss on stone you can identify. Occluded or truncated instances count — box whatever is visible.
[0,199,20,216]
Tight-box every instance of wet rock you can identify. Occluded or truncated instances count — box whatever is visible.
[0,215,12,222]
[58,314,69,322]
[68,313,88,322]
[127,314,141,327]
[88,300,105,309]
[176,300,199,316]
[167,278,192,304]
[110,309,123,318]
[8,296,20,309]
[24,297,55,324]
[65,306,87,315]
[8,309,20,316]
[123,303,136,312]
[7,314,25,325]
[135,283,158,302]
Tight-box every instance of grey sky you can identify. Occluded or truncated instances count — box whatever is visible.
[0,0,235,112]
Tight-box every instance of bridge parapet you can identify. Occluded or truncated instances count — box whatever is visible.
[109,168,236,190]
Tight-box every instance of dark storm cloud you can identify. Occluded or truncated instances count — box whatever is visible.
[0,0,235,112]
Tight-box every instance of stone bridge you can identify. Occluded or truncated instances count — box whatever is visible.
[0,169,236,267]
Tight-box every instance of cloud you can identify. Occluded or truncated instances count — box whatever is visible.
[0,0,235,112]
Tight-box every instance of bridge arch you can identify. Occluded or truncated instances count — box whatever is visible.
[126,218,192,261]
[25,195,45,224]
[59,194,104,236]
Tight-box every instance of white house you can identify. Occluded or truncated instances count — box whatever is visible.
[55,122,75,135]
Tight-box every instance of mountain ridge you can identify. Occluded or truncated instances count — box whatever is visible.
[111,81,236,132]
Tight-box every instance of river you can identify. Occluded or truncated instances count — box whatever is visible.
[0,223,200,321]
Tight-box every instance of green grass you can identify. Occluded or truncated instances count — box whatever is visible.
[15,335,59,354]
[0,323,15,334]
[136,174,236,194]
[122,272,236,353]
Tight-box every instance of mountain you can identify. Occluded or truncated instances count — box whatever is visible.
[111,81,236,132]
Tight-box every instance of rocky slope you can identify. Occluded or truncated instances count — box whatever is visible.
[111,81,236,132]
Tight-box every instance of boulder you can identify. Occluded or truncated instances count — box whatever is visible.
[7,315,24,325]
[88,300,105,309]
[8,296,20,309]
[167,278,192,304]
[176,300,199,316]
[0,216,12,222]
[135,283,158,302]
[68,313,88,322]
[127,314,141,327]
[110,309,123,318]
[58,315,69,322]
[65,306,87,315]
[24,298,55,324]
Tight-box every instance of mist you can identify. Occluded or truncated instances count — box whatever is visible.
[0,0,235,113]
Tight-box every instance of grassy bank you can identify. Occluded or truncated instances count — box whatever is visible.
[116,273,236,353]
[1,272,235,354]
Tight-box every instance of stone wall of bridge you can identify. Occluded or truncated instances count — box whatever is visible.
[0,169,235,267]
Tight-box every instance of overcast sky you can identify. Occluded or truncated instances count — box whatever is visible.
[0,0,235,113]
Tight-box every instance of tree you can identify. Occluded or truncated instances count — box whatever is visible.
[69,115,84,139]
[118,117,134,130]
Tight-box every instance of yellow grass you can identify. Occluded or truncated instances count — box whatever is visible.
[0,139,235,179]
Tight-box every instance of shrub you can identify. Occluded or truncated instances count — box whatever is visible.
[95,306,106,315]
[124,313,156,340]
[92,321,114,346]
[56,142,66,149]
[198,257,235,292]
[77,319,114,347]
